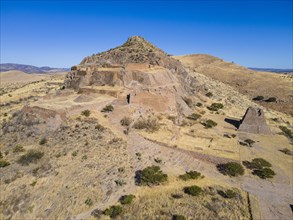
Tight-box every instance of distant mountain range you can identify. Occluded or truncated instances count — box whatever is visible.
[0,63,69,73]
[249,67,293,73]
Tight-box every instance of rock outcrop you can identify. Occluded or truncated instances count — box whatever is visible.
[238,107,271,134]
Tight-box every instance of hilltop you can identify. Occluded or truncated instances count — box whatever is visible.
[0,63,69,74]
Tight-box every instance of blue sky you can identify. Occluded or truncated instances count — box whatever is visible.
[1,0,292,68]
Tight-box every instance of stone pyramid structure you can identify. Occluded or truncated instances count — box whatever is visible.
[238,107,271,134]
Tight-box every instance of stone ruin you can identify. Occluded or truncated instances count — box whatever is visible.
[238,107,271,134]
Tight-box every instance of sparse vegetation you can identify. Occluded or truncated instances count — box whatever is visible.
[119,194,135,205]
[81,109,91,117]
[207,103,224,111]
[265,97,277,102]
[244,139,255,147]
[196,102,203,107]
[103,205,123,218]
[120,116,132,126]
[95,123,105,131]
[279,126,293,139]
[13,144,25,153]
[243,158,275,179]
[101,105,114,113]
[217,162,245,177]
[85,198,93,206]
[72,150,78,157]
[172,214,187,220]
[136,165,168,186]
[0,160,10,168]
[179,170,202,181]
[253,96,264,101]
[115,179,126,186]
[202,119,217,128]
[187,113,201,121]
[133,117,160,132]
[279,148,293,156]
[154,157,162,163]
[205,92,213,97]
[183,185,203,196]
[252,168,276,179]
[17,150,44,165]
[182,97,193,107]
[218,189,237,199]
[39,137,47,145]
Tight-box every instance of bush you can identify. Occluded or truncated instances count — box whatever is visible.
[253,96,264,101]
[120,116,132,127]
[252,168,276,179]
[187,113,201,121]
[85,198,93,206]
[196,102,203,107]
[279,126,293,139]
[103,205,123,218]
[183,185,203,196]
[205,92,213,97]
[0,151,2,159]
[279,148,293,156]
[119,194,135,205]
[39,137,47,145]
[17,150,44,165]
[81,110,91,117]
[182,97,193,107]
[172,214,187,220]
[133,117,160,132]
[0,160,10,168]
[251,158,272,168]
[218,189,237,199]
[136,165,168,186]
[179,170,202,181]
[95,123,105,131]
[217,162,245,177]
[202,119,217,128]
[207,103,224,111]
[244,139,255,147]
[13,144,25,153]
[265,97,277,102]
[101,105,114,113]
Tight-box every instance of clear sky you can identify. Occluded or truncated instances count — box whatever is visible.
[1,0,292,68]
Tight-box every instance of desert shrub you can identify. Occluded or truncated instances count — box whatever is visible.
[133,117,160,132]
[103,205,123,218]
[0,151,3,159]
[187,113,201,121]
[196,102,203,107]
[202,119,217,128]
[171,193,183,199]
[0,160,10,168]
[120,116,132,127]
[167,115,176,123]
[13,144,25,153]
[72,151,78,157]
[252,168,276,179]
[17,150,44,165]
[154,157,162,163]
[244,139,255,147]
[179,170,202,181]
[183,185,203,196]
[115,179,126,186]
[253,96,264,101]
[279,148,293,156]
[81,110,91,117]
[205,92,213,97]
[251,158,272,168]
[85,198,93,206]
[218,189,237,199]
[136,165,168,186]
[172,214,187,220]
[265,97,277,102]
[279,126,293,139]
[217,162,245,177]
[207,103,224,111]
[183,97,193,107]
[101,105,114,113]
[95,123,105,131]
[119,194,135,205]
[39,137,47,145]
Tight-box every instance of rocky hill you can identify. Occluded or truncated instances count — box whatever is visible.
[0,63,69,73]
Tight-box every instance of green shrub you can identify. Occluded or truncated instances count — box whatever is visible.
[17,150,44,165]
[95,123,105,131]
[0,160,10,168]
[205,92,213,97]
[81,109,91,117]
[253,96,264,101]
[103,205,123,218]
[279,148,293,156]
[39,137,47,145]
[120,116,132,127]
[72,151,78,157]
[252,168,276,179]
[136,165,168,186]
[196,102,203,107]
[244,139,255,146]
[133,117,160,132]
[207,103,224,111]
[85,198,93,206]
[179,170,202,181]
[115,179,126,186]
[218,189,237,199]
[172,214,187,220]
[13,144,25,153]
[101,105,114,113]
[251,158,272,168]
[265,97,277,102]
[217,162,245,177]
[202,119,217,128]
[119,194,135,205]
[187,113,201,121]
[183,185,203,196]
[279,126,293,139]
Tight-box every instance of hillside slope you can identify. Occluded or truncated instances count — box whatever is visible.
[174,54,293,115]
